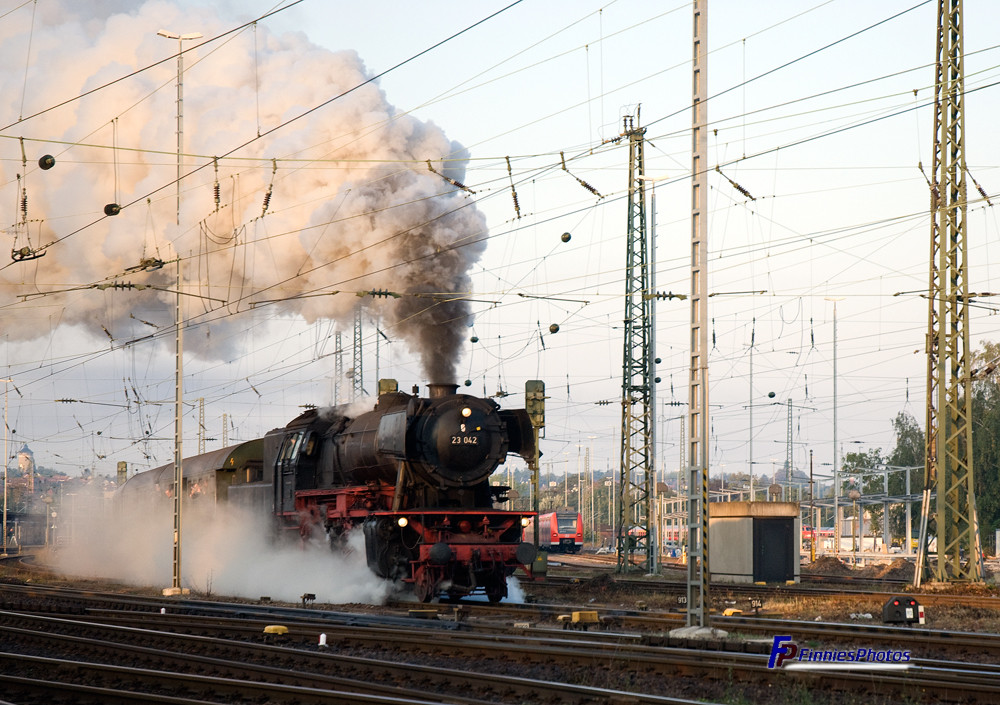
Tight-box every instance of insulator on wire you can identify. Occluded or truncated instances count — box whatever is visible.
[261,185,272,215]
[21,189,27,220]
[715,165,756,201]
[560,150,603,198]
[213,157,221,212]
[426,159,475,194]
[966,167,993,207]
[362,288,400,299]
[261,158,277,217]
[577,179,601,197]
[506,156,520,219]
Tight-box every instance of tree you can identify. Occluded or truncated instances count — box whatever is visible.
[841,448,884,542]
[971,342,1000,555]
[894,340,1000,556]
[885,412,924,543]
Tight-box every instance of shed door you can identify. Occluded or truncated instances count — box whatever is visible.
[753,517,794,583]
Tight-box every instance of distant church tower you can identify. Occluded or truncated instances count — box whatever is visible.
[17,444,34,494]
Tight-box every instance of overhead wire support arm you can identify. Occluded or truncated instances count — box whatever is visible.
[715,165,755,201]
[965,167,993,207]
[16,274,226,304]
[560,152,603,198]
[426,159,476,194]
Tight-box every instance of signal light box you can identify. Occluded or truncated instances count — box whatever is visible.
[882,596,925,625]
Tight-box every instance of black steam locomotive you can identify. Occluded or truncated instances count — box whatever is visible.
[117,380,539,602]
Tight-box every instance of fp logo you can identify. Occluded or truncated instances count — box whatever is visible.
[768,636,798,668]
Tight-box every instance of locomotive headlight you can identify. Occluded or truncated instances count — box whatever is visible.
[461,407,472,418]
[397,517,408,528]
[520,517,530,528]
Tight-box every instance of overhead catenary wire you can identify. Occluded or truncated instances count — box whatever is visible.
[0,1,309,133]
[17,0,38,122]
[0,0,528,266]
[3,1,992,478]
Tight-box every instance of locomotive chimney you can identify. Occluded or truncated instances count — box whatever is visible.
[427,383,459,398]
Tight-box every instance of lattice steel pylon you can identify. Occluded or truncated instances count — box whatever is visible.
[918,0,982,585]
[198,397,205,455]
[334,331,343,406]
[352,306,364,400]
[616,115,652,574]
[784,398,793,499]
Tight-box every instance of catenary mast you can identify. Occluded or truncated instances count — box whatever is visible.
[686,0,710,627]
[616,116,652,574]
[917,0,982,585]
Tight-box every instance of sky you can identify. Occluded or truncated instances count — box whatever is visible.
[1,0,999,490]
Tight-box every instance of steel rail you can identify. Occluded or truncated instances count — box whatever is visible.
[0,610,702,705]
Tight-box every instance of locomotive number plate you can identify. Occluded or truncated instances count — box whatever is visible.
[451,435,479,445]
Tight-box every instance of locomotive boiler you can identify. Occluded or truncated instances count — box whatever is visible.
[118,379,539,603]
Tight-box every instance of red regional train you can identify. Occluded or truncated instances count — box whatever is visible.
[525,511,583,553]
[117,380,539,603]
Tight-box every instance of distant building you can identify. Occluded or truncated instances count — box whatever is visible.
[17,444,34,494]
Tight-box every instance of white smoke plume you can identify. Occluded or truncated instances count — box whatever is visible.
[0,1,486,384]
[53,486,391,604]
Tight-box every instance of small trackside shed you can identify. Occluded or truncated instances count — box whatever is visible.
[709,501,800,584]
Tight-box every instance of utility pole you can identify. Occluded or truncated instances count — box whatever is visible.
[156,29,202,226]
[687,0,710,628]
[525,381,546,550]
[157,28,200,596]
[1,378,10,557]
[809,449,816,563]
[826,297,843,555]
[917,0,981,585]
[616,115,652,575]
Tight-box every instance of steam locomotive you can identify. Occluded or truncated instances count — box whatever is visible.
[117,380,539,602]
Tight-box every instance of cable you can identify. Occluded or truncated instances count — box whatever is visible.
[11,0,527,262]
[0,1,308,133]
[646,0,935,131]
[17,0,38,122]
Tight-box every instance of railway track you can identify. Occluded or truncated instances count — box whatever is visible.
[1,582,997,703]
[536,571,1000,609]
[0,586,708,705]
